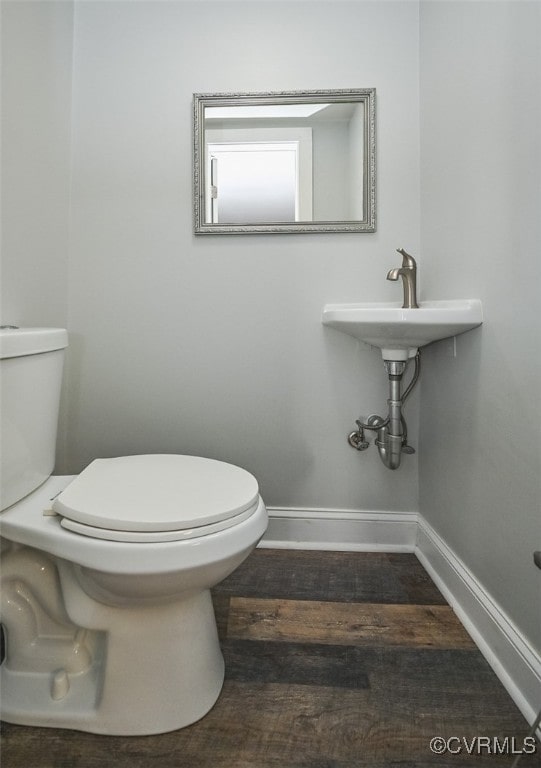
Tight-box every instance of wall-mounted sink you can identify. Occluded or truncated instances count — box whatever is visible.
[322,299,483,360]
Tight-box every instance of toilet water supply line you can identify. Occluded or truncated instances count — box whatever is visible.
[348,351,421,470]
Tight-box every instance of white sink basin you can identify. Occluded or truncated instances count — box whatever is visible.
[322,299,483,360]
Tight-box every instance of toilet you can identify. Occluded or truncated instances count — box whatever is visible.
[0,327,267,735]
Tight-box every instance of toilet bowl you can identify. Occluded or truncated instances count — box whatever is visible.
[0,328,268,735]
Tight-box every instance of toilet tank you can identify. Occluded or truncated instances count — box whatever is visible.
[0,328,68,511]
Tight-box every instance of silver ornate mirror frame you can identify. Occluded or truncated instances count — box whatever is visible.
[193,89,376,235]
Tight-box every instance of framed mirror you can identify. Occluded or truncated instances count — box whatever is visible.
[193,89,376,234]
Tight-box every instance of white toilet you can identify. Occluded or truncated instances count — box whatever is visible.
[0,327,267,735]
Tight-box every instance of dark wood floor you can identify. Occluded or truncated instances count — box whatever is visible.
[1,549,538,767]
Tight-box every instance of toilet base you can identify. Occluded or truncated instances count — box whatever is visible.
[1,587,225,735]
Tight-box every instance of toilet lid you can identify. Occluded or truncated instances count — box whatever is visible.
[52,454,260,533]
[59,503,258,542]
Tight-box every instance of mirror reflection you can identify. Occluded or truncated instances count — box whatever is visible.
[193,90,376,234]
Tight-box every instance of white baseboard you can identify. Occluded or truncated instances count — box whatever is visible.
[259,507,541,733]
[416,516,541,732]
[260,507,417,552]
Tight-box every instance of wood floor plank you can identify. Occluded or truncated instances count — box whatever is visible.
[223,639,370,688]
[214,549,447,605]
[226,597,476,649]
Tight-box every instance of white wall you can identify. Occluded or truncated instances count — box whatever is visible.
[64,0,421,513]
[1,0,73,327]
[419,1,541,653]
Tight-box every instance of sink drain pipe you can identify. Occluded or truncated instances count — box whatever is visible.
[348,351,421,470]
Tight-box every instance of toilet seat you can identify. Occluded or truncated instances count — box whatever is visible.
[52,454,260,543]
[59,503,259,542]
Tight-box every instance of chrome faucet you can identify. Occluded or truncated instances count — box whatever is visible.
[387,248,419,308]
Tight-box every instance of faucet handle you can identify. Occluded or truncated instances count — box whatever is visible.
[396,248,417,269]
